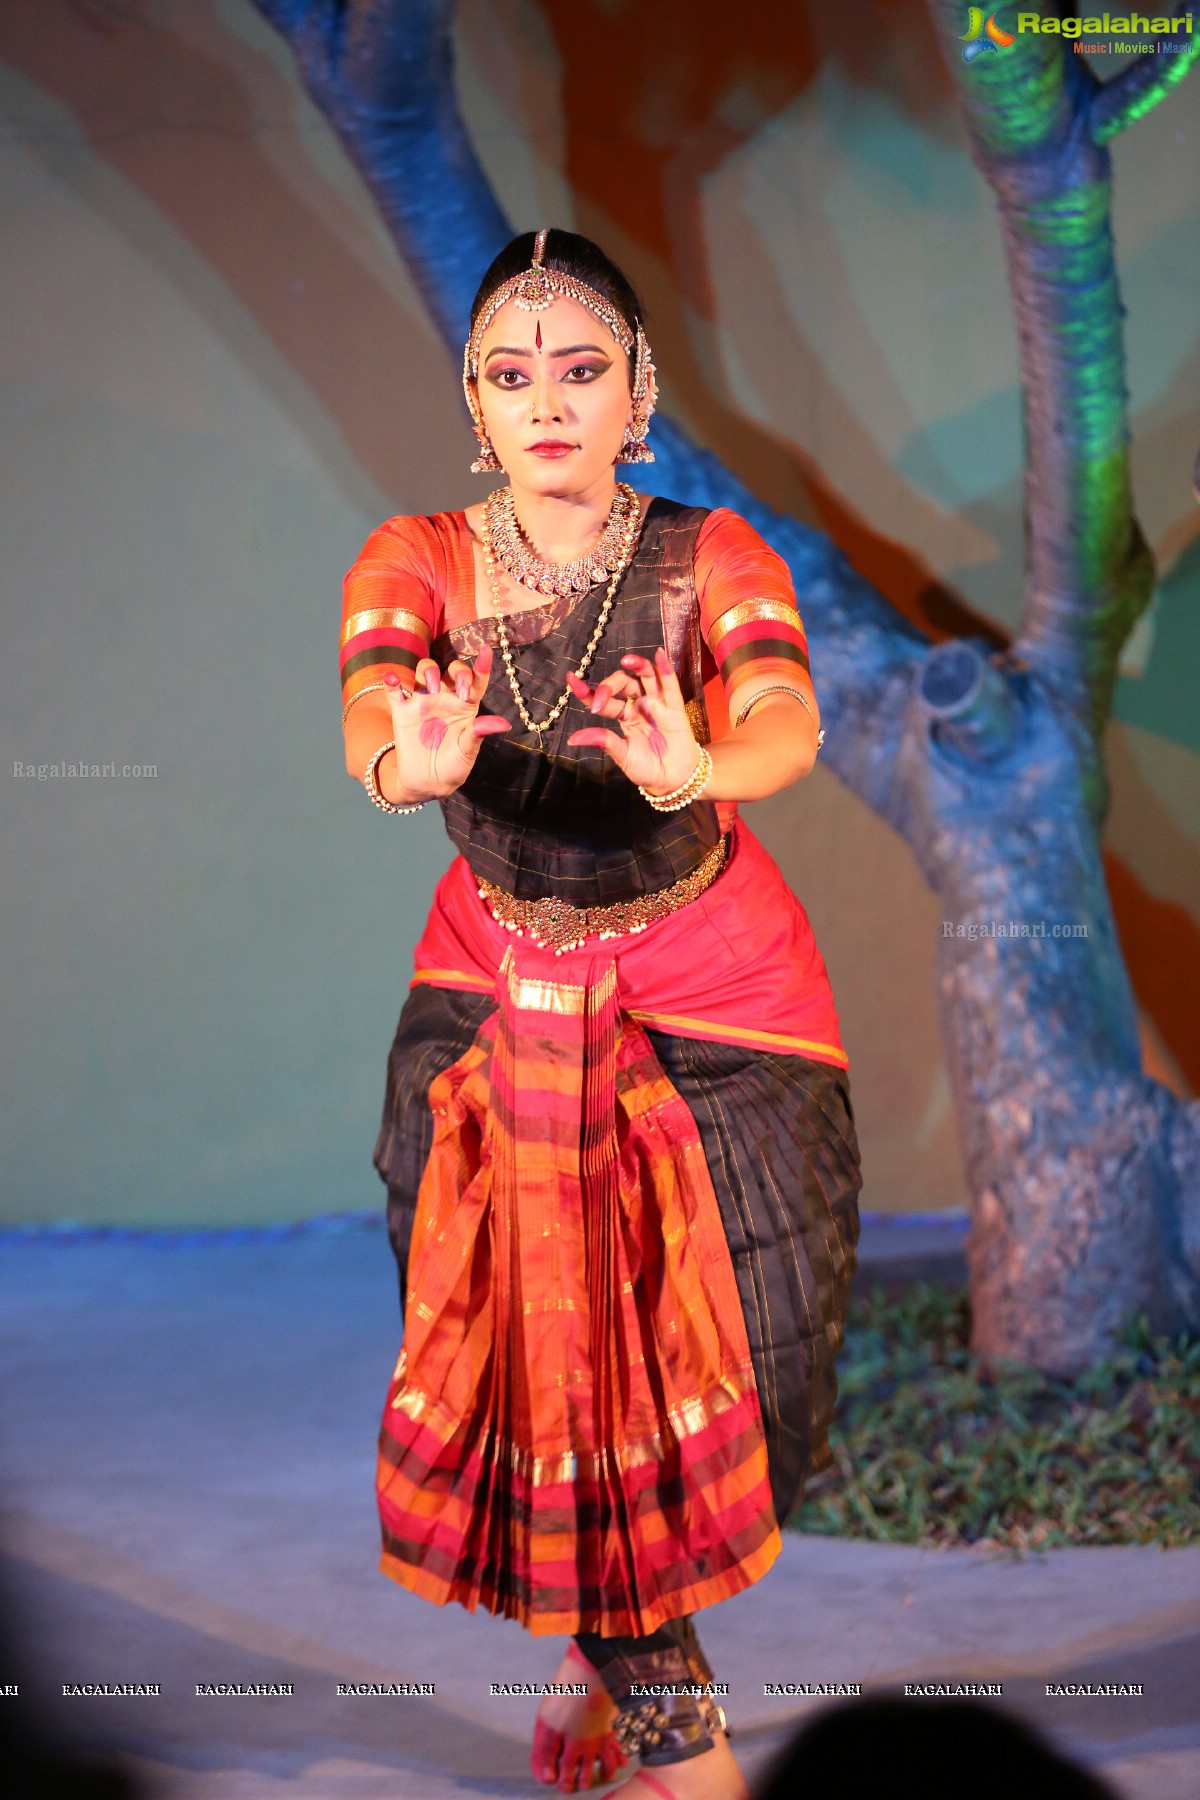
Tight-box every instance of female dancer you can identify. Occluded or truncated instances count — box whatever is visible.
[340,230,863,1800]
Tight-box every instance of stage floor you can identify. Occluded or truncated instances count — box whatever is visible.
[1,1224,1196,1798]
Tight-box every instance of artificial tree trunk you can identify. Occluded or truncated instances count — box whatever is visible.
[254,0,1200,1373]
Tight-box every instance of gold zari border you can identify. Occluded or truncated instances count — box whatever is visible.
[340,606,430,648]
[388,1373,748,1482]
[500,946,588,1015]
[706,597,804,657]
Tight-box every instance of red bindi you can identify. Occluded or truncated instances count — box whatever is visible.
[535,320,542,349]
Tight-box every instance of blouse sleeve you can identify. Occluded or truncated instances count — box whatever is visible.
[693,508,812,724]
[339,515,441,718]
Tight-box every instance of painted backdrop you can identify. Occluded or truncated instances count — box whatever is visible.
[1,0,1195,1224]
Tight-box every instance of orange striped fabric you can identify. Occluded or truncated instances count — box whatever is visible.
[376,941,783,1636]
[338,514,470,712]
[694,510,812,703]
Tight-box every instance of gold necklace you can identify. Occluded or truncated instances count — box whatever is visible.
[486,482,640,599]
[481,490,643,750]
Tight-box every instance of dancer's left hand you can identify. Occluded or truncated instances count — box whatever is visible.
[566,648,703,797]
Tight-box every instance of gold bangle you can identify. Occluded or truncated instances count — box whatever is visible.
[342,680,390,727]
[733,683,825,749]
[638,744,713,812]
[363,741,426,815]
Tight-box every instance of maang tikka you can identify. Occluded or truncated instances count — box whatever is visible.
[462,228,657,473]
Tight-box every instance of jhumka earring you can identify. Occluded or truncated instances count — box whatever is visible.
[462,338,503,472]
[462,228,659,470]
[470,425,502,474]
[618,323,657,464]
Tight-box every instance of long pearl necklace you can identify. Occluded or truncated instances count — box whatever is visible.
[481,487,643,750]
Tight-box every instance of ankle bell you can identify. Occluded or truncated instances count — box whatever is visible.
[610,1687,715,1765]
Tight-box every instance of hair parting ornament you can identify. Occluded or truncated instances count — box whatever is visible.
[463,228,657,471]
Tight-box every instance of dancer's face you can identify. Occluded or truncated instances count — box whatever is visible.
[472,295,632,496]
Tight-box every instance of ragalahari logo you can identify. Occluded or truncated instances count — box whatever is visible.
[961,7,1018,58]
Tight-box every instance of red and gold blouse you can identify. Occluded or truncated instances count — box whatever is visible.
[339,505,811,742]
[340,498,846,1078]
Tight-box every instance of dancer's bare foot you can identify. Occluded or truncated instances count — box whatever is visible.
[608,1732,749,1800]
[531,1643,628,1791]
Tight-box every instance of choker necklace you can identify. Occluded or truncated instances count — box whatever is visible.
[485,483,641,600]
[481,486,644,749]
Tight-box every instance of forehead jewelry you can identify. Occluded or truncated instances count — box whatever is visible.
[463,229,657,461]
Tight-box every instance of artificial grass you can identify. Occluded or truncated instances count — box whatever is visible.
[786,1281,1200,1553]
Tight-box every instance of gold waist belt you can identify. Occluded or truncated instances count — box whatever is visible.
[475,836,728,956]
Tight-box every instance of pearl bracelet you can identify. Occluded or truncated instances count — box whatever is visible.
[638,744,714,812]
[363,741,426,815]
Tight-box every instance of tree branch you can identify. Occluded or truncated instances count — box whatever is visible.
[252,0,511,344]
[252,0,928,831]
[251,0,322,31]
[923,1,1185,820]
[1089,30,1200,144]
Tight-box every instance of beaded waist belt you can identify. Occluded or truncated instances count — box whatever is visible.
[475,836,728,956]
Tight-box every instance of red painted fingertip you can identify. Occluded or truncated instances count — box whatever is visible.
[471,716,511,736]
[383,672,400,687]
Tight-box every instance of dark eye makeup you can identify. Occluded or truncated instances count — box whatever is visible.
[486,359,612,388]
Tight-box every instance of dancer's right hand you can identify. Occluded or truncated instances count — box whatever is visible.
[381,645,510,802]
